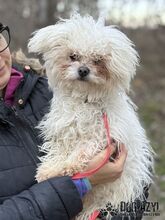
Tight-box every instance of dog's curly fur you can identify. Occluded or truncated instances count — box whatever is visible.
[28,14,154,219]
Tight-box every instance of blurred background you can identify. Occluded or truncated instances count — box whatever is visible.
[0,0,164,218]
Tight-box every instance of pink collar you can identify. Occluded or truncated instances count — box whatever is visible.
[4,68,23,106]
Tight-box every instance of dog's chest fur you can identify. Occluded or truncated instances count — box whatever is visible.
[39,95,108,166]
[39,92,129,161]
[40,91,138,178]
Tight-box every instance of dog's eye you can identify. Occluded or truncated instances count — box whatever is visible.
[93,59,102,65]
[70,53,79,62]
[93,56,103,65]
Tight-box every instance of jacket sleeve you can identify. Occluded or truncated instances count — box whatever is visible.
[0,176,83,220]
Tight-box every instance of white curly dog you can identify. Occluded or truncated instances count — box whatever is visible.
[28,14,154,220]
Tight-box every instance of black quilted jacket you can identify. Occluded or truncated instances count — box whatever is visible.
[0,64,82,220]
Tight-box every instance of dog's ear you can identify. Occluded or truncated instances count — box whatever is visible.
[28,24,66,55]
[105,27,139,91]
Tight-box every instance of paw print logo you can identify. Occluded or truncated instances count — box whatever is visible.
[106,203,119,216]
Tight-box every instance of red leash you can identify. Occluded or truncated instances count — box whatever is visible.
[89,210,101,220]
[72,112,112,220]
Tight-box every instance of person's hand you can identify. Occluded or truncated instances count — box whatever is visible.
[87,143,128,185]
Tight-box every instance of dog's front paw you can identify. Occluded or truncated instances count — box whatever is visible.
[61,167,75,176]
[36,164,60,182]
[36,171,49,182]
[61,163,84,176]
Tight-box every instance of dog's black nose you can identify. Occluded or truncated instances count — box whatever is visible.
[78,66,90,78]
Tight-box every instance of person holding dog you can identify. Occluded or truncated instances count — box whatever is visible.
[0,22,147,220]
